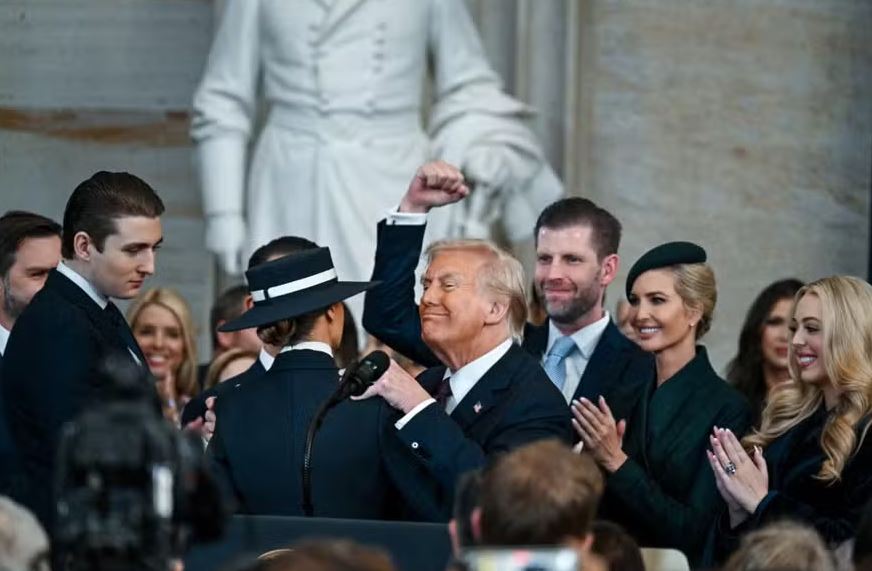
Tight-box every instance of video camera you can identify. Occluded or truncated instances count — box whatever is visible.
[54,354,226,571]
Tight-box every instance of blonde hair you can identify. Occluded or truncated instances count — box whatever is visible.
[204,347,259,390]
[126,288,199,399]
[744,276,872,482]
[722,521,835,571]
[425,239,528,341]
[671,263,717,339]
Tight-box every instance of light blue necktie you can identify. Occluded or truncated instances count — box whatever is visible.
[543,335,576,390]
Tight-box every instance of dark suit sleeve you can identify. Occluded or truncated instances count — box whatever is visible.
[2,308,96,528]
[393,392,573,497]
[204,403,242,512]
[749,436,872,543]
[607,399,752,558]
[362,221,440,367]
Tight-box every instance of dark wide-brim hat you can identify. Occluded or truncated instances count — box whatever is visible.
[219,247,379,332]
[625,241,707,298]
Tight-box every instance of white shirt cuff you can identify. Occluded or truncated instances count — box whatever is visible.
[394,398,436,429]
[385,208,427,226]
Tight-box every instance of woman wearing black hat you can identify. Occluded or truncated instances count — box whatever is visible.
[571,241,752,564]
[207,247,400,518]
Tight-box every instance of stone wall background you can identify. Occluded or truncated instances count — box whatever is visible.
[1,0,870,371]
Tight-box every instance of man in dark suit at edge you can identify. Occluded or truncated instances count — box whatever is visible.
[0,211,62,496]
[2,172,164,530]
[356,162,572,520]
[363,163,652,425]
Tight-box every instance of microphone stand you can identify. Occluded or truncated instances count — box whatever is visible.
[301,361,358,517]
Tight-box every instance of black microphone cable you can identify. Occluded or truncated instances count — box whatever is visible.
[301,350,390,516]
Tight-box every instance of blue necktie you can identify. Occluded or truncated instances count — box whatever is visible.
[543,336,576,390]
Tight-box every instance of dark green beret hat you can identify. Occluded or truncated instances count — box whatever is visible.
[625,241,707,298]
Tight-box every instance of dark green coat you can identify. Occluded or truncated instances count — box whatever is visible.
[598,347,752,564]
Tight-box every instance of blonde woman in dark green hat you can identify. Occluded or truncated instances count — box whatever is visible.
[571,241,752,565]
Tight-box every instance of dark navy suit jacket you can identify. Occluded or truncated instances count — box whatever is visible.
[207,349,403,519]
[0,350,21,496]
[389,343,574,521]
[1,269,151,529]
[181,358,267,426]
[362,221,652,423]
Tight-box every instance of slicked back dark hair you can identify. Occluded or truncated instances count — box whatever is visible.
[247,236,319,270]
[0,211,62,278]
[534,197,622,261]
[61,171,164,259]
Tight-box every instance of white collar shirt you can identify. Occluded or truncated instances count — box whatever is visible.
[57,261,108,309]
[444,337,513,414]
[0,324,9,356]
[545,312,611,403]
[258,347,276,370]
[395,337,514,429]
[279,341,333,357]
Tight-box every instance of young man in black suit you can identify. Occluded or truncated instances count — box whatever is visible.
[363,163,652,424]
[1,172,164,530]
[0,211,62,495]
[356,162,572,521]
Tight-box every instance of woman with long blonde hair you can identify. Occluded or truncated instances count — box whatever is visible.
[705,275,872,563]
[127,288,199,425]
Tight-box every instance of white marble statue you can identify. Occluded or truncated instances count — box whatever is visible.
[191,0,563,281]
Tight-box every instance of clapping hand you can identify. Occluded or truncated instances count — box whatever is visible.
[571,396,628,473]
[706,426,769,528]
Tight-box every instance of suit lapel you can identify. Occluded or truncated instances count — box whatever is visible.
[521,322,548,360]
[47,270,147,369]
[449,345,519,432]
[574,322,622,402]
[319,0,367,40]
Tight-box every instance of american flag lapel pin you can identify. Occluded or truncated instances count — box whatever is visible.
[473,402,482,414]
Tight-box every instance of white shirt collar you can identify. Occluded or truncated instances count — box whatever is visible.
[57,261,108,309]
[279,341,334,357]
[444,338,513,413]
[258,347,275,370]
[546,312,611,360]
[0,324,9,356]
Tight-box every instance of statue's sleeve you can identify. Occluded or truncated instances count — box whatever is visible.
[426,0,564,243]
[190,0,262,218]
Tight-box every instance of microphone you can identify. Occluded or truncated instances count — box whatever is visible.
[301,350,391,516]
[332,350,391,403]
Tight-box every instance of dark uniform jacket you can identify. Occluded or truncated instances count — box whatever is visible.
[361,221,652,422]
[703,405,872,565]
[598,347,752,565]
[1,269,151,529]
[207,348,402,519]
[390,343,574,521]
[181,358,267,425]
[0,350,21,496]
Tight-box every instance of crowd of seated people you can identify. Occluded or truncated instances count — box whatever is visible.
[0,163,870,571]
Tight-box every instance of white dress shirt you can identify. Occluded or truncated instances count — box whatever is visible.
[279,341,333,357]
[57,261,108,309]
[258,347,276,371]
[545,313,611,403]
[0,324,10,356]
[395,337,513,429]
